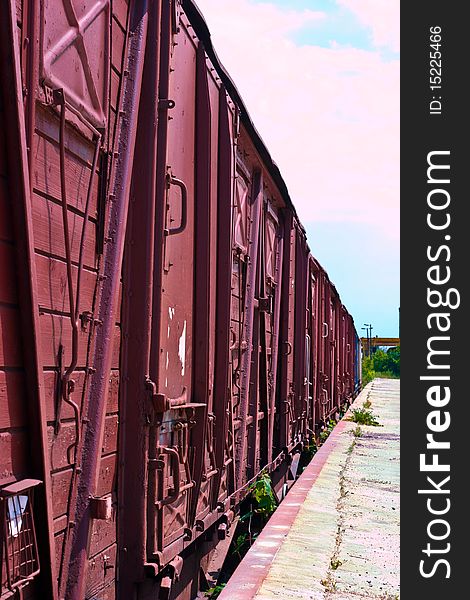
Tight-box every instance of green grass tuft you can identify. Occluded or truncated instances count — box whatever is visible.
[348,407,380,426]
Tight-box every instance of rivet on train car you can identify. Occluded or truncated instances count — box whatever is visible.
[123,69,129,76]
[217,502,224,513]
[183,528,192,541]
[195,520,204,532]
[104,554,114,572]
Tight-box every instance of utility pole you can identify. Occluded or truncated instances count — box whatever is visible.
[363,323,373,357]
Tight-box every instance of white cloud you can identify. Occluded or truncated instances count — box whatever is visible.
[195,0,399,241]
[338,0,400,52]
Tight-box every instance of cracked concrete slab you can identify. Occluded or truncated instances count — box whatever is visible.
[220,378,400,600]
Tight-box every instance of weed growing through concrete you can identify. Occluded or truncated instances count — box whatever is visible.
[352,425,363,438]
[320,574,337,593]
[348,407,380,426]
[330,558,343,570]
[204,583,226,598]
[319,419,336,443]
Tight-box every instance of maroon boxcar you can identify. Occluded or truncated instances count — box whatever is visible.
[0,1,360,599]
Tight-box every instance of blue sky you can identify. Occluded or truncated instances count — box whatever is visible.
[260,0,375,50]
[305,221,400,337]
[197,0,400,337]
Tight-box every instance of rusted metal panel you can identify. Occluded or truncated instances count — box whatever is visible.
[35,253,98,315]
[46,416,117,471]
[40,0,110,128]
[85,542,117,596]
[0,307,24,367]
[32,133,100,217]
[111,15,126,72]
[0,180,14,242]
[158,26,196,404]
[210,85,235,509]
[267,222,284,463]
[62,1,149,597]
[304,258,316,432]
[0,431,30,480]
[113,0,129,30]
[234,176,249,252]
[0,4,59,595]
[293,225,308,442]
[234,169,263,490]
[38,314,120,368]
[32,193,98,269]
[95,453,116,497]
[0,372,28,430]
[277,211,298,452]
[194,48,225,526]
[189,41,213,528]
[116,0,161,590]
[0,243,18,304]
[89,513,115,557]
[35,105,99,164]
[51,469,72,518]
[42,369,119,422]
[145,11,215,566]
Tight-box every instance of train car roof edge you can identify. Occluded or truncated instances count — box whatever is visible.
[183,0,301,225]
[183,0,354,323]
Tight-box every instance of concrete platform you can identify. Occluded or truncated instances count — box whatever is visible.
[219,379,400,600]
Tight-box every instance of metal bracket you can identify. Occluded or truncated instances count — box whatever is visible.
[80,311,93,331]
[90,496,112,521]
[43,83,54,105]
[146,379,190,413]
[258,296,272,313]
[157,555,184,599]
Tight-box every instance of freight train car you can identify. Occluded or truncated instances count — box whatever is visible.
[0,1,360,599]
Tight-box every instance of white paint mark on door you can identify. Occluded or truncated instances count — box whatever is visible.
[178,320,187,376]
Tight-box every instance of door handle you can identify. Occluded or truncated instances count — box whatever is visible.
[166,174,188,236]
[156,447,181,508]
